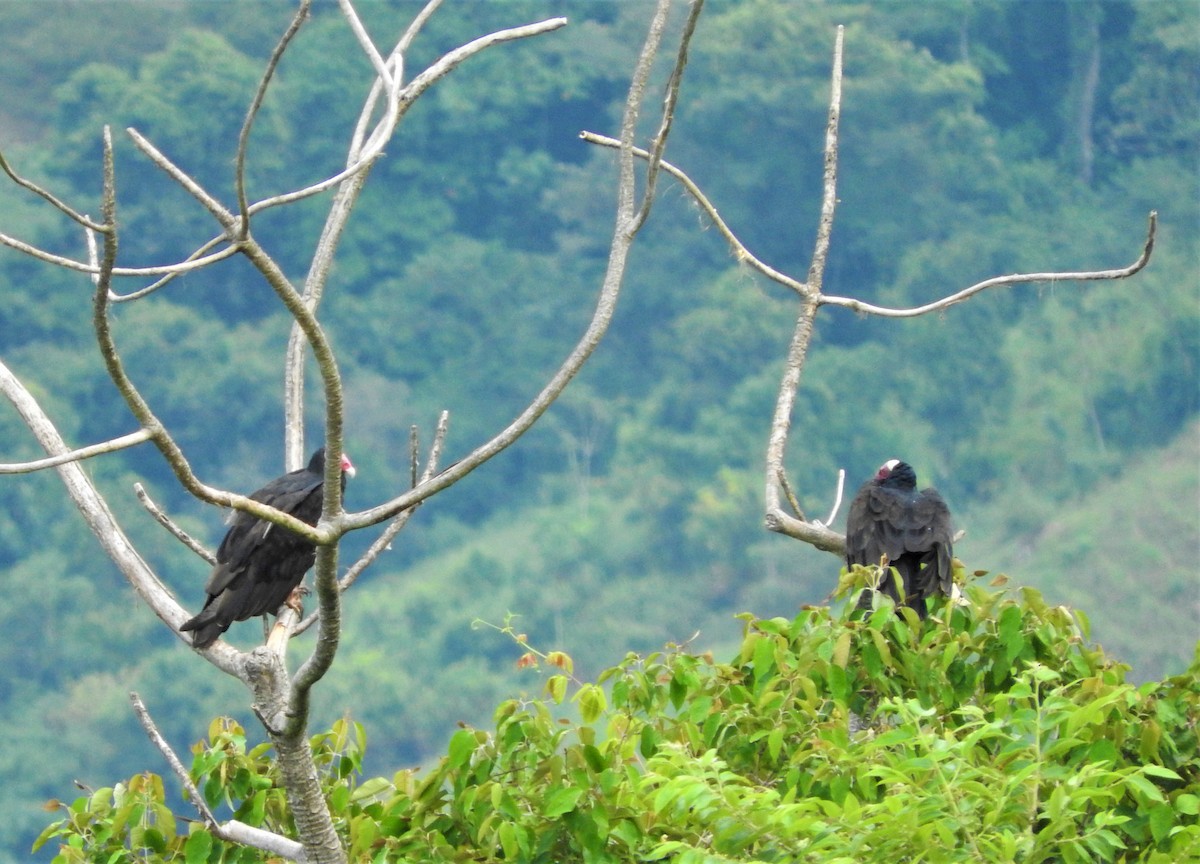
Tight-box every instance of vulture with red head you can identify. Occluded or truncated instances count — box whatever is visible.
[181,447,355,649]
[845,459,953,618]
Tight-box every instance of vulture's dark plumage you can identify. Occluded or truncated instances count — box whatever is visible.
[181,447,355,649]
[845,459,953,618]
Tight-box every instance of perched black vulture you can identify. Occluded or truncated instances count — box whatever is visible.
[845,459,953,618]
[181,447,355,649]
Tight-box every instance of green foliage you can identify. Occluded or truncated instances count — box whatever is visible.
[38,584,1200,862]
[0,1,1195,858]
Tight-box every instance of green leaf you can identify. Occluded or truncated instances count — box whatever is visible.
[832,630,852,670]
[447,729,476,771]
[1149,803,1175,843]
[1176,793,1200,816]
[575,683,607,725]
[753,634,776,679]
[1142,764,1182,781]
[542,785,584,818]
[1125,773,1167,805]
[767,727,784,764]
[545,674,568,704]
[640,725,660,759]
[350,776,394,803]
[183,825,214,864]
[498,821,519,860]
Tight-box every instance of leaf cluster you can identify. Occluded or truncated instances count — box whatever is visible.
[38,581,1200,862]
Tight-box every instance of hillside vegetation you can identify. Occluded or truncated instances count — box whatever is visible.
[0,1,1195,859]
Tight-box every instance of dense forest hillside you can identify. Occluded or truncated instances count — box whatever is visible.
[0,1,1195,859]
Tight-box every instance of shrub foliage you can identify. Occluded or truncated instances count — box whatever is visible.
[39,576,1200,863]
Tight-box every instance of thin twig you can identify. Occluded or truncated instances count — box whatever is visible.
[0,229,240,278]
[0,427,152,474]
[129,693,307,862]
[295,411,450,637]
[399,0,443,55]
[776,467,806,521]
[339,2,676,533]
[0,150,107,232]
[126,127,236,231]
[236,1,312,235]
[109,238,239,301]
[129,692,220,826]
[338,0,394,89]
[580,133,808,295]
[631,0,705,235]
[409,424,419,489]
[134,482,217,565]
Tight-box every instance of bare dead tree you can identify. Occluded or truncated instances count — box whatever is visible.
[585,24,1156,562]
[0,0,701,860]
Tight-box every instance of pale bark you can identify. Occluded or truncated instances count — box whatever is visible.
[0,2,698,860]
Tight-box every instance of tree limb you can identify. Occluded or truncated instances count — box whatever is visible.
[134,482,217,565]
[818,210,1157,316]
[579,132,808,295]
[341,0,683,533]
[284,14,567,462]
[235,1,312,235]
[131,693,309,861]
[0,150,106,232]
[631,0,705,236]
[806,25,844,294]
[0,427,153,474]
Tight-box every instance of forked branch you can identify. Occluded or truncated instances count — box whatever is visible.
[341,0,694,533]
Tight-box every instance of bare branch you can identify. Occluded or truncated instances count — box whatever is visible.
[396,17,568,120]
[0,150,106,232]
[776,466,806,522]
[295,411,450,638]
[631,0,705,235]
[0,230,107,274]
[0,427,152,474]
[129,692,220,828]
[288,544,341,734]
[341,0,678,533]
[764,298,822,525]
[807,25,844,293]
[236,1,312,234]
[820,469,847,527]
[285,14,568,461]
[410,424,420,489]
[0,357,252,675]
[126,127,237,232]
[109,238,240,301]
[581,132,808,294]
[134,483,217,565]
[85,136,331,541]
[0,228,240,278]
[130,693,307,863]
[818,211,1158,316]
[338,0,395,90]
[400,0,443,55]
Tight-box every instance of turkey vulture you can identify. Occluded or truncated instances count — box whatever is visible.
[181,447,355,649]
[845,459,953,618]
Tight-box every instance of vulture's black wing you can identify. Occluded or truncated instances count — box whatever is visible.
[846,472,953,618]
[182,450,334,649]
